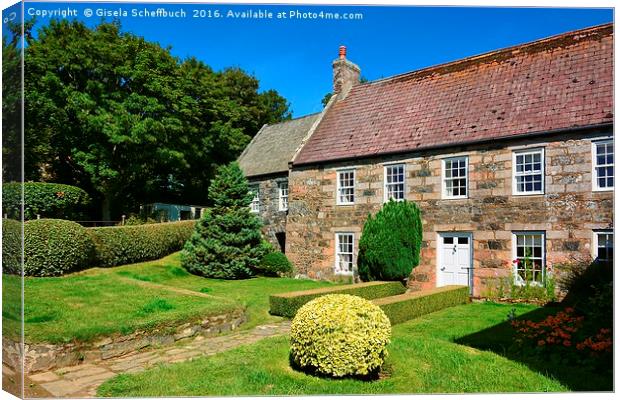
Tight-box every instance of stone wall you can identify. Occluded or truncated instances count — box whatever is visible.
[249,174,288,252]
[286,130,613,296]
[3,309,247,374]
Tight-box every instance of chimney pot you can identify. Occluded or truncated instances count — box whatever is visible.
[332,45,360,100]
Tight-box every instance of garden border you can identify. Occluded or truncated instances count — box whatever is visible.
[3,308,247,374]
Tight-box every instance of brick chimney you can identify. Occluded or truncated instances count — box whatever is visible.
[332,45,360,100]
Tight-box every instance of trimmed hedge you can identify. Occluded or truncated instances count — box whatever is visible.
[3,182,91,220]
[373,285,470,325]
[89,220,196,267]
[2,219,21,274]
[269,281,407,318]
[24,219,95,276]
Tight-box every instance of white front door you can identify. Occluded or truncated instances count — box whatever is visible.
[437,233,472,288]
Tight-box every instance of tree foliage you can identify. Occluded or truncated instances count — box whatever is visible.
[357,200,423,282]
[22,19,291,219]
[181,162,269,279]
[2,20,32,183]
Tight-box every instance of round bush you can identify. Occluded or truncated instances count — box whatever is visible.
[2,219,21,274]
[290,294,391,378]
[258,251,293,276]
[24,219,95,276]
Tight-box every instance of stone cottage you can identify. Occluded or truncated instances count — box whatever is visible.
[285,23,614,296]
[238,113,321,252]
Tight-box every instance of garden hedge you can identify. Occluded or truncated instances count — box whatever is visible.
[269,281,407,318]
[373,285,470,325]
[24,219,95,276]
[2,219,21,274]
[3,182,91,220]
[89,220,196,267]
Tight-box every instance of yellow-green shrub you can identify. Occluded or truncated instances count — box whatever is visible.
[290,294,391,378]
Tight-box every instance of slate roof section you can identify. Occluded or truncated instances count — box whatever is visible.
[294,23,613,166]
[239,113,321,178]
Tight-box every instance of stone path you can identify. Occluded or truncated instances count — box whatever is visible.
[26,321,291,398]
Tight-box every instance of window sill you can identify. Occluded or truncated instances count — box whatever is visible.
[512,192,545,196]
[592,187,614,193]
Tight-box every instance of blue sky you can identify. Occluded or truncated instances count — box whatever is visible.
[18,3,614,117]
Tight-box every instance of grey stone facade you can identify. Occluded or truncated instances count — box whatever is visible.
[248,174,289,252]
[238,114,321,253]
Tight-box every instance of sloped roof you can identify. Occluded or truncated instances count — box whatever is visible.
[239,113,321,177]
[294,23,613,166]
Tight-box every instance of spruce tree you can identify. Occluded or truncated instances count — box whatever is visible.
[181,162,268,279]
[357,199,423,282]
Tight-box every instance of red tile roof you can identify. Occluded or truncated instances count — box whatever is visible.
[294,23,613,166]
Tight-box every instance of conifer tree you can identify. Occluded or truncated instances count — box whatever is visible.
[181,162,268,279]
[357,199,423,282]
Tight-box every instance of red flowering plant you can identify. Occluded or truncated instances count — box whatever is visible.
[511,307,612,367]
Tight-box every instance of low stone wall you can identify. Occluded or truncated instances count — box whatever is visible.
[3,309,247,374]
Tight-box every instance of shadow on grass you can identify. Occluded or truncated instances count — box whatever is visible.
[454,304,612,392]
[288,352,384,382]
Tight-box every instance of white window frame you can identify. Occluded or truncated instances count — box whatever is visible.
[593,230,614,262]
[442,156,468,199]
[512,231,546,286]
[336,169,356,205]
[278,181,288,211]
[512,148,545,195]
[335,232,355,275]
[384,163,406,202]
[249,184,260,213]
[592,139,614,192]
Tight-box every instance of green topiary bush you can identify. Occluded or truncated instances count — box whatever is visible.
[290,294,391,378]
[2,219,21,274]
[358,199,423,282]
[89,220,196,267]
[258,251,293,277]
[181,162,269,279]
[3,182,91,220]
[24,219,95,276]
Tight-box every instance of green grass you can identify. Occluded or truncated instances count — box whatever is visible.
[2,253,332,344]
[98,302,570,396]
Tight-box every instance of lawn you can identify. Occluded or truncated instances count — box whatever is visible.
[97,302,570,396]
[2,253,332,344]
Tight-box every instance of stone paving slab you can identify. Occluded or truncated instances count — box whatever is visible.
[40,380,82,398]
[29,371,60,383]
[61,366,109,381]
[27,320,292,398]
